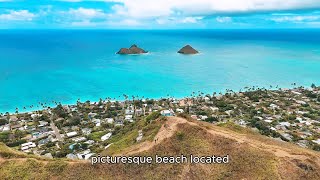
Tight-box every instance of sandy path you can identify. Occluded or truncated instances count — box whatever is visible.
[122,117,186,155]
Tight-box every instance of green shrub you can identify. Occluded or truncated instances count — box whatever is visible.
[176,131,184,141]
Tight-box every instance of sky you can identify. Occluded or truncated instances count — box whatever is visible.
[0,0,320,29]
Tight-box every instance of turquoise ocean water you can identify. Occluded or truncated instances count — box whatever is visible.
[1,29,320,113]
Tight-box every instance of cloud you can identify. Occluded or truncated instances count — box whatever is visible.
[107,19,141,26]
[180,17,203,23]
[216,16,232,23]
[57,0,82,2]
[70,20,98,26]
[66,7,107,20]
[270,15,320,22]
[0,10,36,21]
[155,16,203,25]
[57,7,110,27]
[105,0,320,19]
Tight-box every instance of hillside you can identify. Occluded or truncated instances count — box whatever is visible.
[1,117,320,180]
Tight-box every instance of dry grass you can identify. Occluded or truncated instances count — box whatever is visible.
[1,118,320,180]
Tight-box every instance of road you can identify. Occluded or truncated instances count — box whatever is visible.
[50,122,63,141]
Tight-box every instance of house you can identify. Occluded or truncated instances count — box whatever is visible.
[92,119,101,127]
[66,131,78,138]
[76,150,95,160]
[82,128,92,135]
[312,139,320,145]
[38,138,50,146]
[84,140,95,145]
[101,132,112,141]
[279,122,291,127]
[88,112,97,119]
[161,110,174,116]
[125,115,133,122]
[38,121,49,127]
[106,118,114,124]
[200,115,208,120]
[115,120,124,126]
[21,142,36,151]
[2,124,10,131]
[204,97,210,102]
[295,100,307,105]
[235,119,247,126]
[32,132,40,138]
[176,108,184,113]
[280,133,293,141]
[125,109,134,115]
[72,137,87,142]
[135,108,144,116]
[270,104,279,109]
[264,119,273,123]
[31,114,42,119]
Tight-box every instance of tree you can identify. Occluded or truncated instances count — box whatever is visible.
[0,132,10,142]
[0,119,8,126]
[204,117,219,123]
[14,130,24,139]
[311,83,317,89]
[53,105,68,118]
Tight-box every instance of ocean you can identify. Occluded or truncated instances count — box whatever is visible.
[1,29,320,113]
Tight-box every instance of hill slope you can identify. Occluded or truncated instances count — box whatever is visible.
[1,117,320,180]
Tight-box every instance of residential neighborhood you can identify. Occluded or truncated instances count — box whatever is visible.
[1,85,320,160]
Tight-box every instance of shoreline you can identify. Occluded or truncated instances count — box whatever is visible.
[1,84,313,115]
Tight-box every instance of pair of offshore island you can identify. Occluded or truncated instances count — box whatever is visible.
[117,44,199,55]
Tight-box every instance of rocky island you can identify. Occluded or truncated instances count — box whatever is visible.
[117,44,148,55]
[178,45,199,54]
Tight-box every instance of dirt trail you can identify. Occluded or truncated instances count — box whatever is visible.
[122,117,186,155]
[122,117,320,164]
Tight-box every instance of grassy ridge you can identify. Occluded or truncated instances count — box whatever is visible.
[0,118,320,180]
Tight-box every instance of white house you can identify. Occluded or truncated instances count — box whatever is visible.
[176,108,184,113]
[2,125,10,131]
[106,118,114,124]
[77,150,95,160]
[200,115,208,120]
[312,139,320,145]
[125,109,134,115]
[72,137,87,142]
[161,110,174,116]
[21,142,36,151]
[101,132,112,141]
[66,131,78,138]
[82,128,92,135]
[125,115,133,121]
[279,122,291,127]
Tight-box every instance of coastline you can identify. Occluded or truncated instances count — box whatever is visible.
[1,84,313,115]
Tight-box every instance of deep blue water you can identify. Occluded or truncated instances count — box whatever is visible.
[1,29,320,113]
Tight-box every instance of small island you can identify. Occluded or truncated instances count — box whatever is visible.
[178,45,199,54]
[117,44,148,55]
